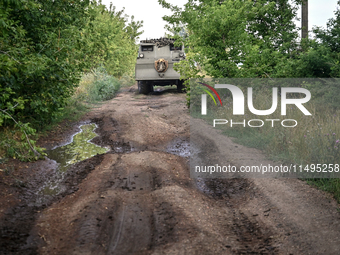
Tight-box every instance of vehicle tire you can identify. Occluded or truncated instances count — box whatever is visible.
[138,81,153,94]
[177,80,186,93]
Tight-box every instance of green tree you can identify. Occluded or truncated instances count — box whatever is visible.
[0,0,90,127]
[80,1,143,77]
[313,0,340,77]
[0,0,143,127]
[159,0,300,79]
[0,0,142,160]
[273,1,340,78]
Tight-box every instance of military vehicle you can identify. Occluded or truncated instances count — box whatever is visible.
[135,38,185,94]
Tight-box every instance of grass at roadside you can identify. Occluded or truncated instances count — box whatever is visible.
[74,67,121,102]
[192,89,340,201]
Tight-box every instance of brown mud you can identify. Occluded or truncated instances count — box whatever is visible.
[0,86,340,254]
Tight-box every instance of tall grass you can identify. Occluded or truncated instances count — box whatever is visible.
[194,86,340,201]
[210,92,340,166]
[119,73,136,87]
[75,67,121,102]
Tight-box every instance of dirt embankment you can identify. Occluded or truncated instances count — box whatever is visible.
[0,86,340,254]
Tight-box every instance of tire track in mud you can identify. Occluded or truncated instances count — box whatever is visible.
[50,90,277,254]
[0,114,123,254]
[1,88,277,254]
[3,87,340,254]
[0,152,104,254]
[93,156,186,255]
[191,127,278,253]
[196,178,278,254]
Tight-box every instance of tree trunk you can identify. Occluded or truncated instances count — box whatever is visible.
[301,0,308,39]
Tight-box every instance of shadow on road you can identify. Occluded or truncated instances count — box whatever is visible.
[152,86,181,95]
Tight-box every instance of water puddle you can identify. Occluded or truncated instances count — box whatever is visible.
[46,123,109,172]
[166,138,190,158]
[166,139,230,198]
[195,178,214,196]
[37,123,109,202]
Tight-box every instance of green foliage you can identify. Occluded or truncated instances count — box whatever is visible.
[314,1,340,54]
[80,1,143,77]
[161,0,340,115]
[75,67,121,102]
[311,1,340,78]
[119,73,137,87]
[0,0,142,161]
[0,0,142,127]
[0,87,25,126]
[159,0,300,79]
[0,123,46,162]
[160,0,340,80]
[1,0,90,127]
[87,67,121,101]
[0,86,46,161]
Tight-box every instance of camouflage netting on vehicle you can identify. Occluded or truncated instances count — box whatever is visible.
[139,38,176,48]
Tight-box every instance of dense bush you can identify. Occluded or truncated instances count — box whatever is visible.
[0,0,142,128]
[160,0,340,80]
[89,69,121,101]
[80,2,142,77]
[76,67,121,102]
[0,0,90,127]
[0,0,142,160]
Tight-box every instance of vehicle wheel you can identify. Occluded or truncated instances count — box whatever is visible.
[138,81,153,94]
[177,80,186,93]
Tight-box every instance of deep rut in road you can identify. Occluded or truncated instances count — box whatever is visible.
[1,86,340,254]
[32,88,277,255]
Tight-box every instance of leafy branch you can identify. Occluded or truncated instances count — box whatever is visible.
[0,104,44,159]
[0,50,22,64]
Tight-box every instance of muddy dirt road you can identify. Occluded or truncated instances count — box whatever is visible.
[1,86,340,254]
